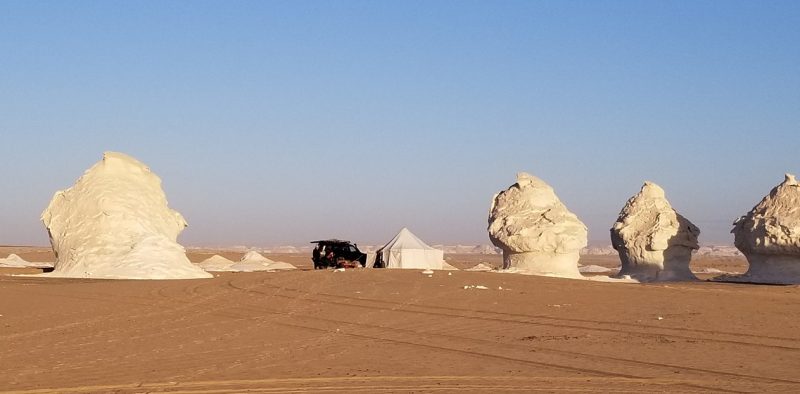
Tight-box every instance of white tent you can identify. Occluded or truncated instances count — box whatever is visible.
[376,228,444,269]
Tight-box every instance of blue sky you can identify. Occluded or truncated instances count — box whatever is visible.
[1,1,798,246]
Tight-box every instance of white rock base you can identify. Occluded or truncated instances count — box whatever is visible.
[721,254,800,284]
[614,247,696,282]
[502,251,582,278]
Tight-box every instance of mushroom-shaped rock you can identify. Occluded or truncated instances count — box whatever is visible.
[40,152,212,279]
[731,174,800,284]
[488,172,587,277]
[611,182,699,281]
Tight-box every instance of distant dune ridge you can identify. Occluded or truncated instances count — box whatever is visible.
[40,152,211,280]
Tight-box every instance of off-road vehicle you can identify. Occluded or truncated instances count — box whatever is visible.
[311,239,367,269]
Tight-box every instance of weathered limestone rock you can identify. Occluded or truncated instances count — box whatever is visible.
[0,254,53,269]
[731,174,800,284]
[197,252,296,272]
[488,172,587,277]
[611,182,699,281]
[229,251,296,272]
[197,254,236,272]
[41,152,212,279]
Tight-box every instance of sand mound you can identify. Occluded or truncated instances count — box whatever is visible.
[228,251,297,272]
[578,265,613,274]
[611,182,699,281]
[692,267,736,275]
[40,152,211,280]
[466,263,494,272]
[0,254,53,269]
[440,261,458,270]
[197,255,236,272]
[488,172,586,278]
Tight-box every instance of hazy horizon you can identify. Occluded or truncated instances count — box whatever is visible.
[2,1,798,247]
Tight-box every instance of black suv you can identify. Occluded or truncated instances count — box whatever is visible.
[311,239,367,269]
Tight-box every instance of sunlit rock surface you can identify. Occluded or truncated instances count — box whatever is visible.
[0,254,53,269]
[729,174,800,284]
[229,251,296,272]
[611,182,699,281]
[488,173,587,277]
[197,255,236,272]
[41,152,212,280]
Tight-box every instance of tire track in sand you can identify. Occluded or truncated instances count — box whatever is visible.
[223,277,795,391]
[250,276,800,350]
[0,375,731,394]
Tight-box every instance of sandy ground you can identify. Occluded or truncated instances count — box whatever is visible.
[1,247,798,393]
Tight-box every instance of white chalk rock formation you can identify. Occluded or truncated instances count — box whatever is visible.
[578,264,613,274]
[466,262,494,271]
[730,174,800,284]
[197,255,236,272]
[40,152,212,280]
[0,254,53,269]
[488,172,587,277]
[610,182,700,281]
[229,251,296,272]
[0,254,29,268]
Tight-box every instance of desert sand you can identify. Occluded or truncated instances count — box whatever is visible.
[1,247,798,393]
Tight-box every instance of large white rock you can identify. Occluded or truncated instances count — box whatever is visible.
[610,182,699,281]
[730,174,800,284]
[40,152,212,280]
[488,172,587,277]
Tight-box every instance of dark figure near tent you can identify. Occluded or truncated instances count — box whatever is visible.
[373,253,385,268]
[310,239,367,269]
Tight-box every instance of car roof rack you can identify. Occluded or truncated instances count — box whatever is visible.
[310,239,352,244]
